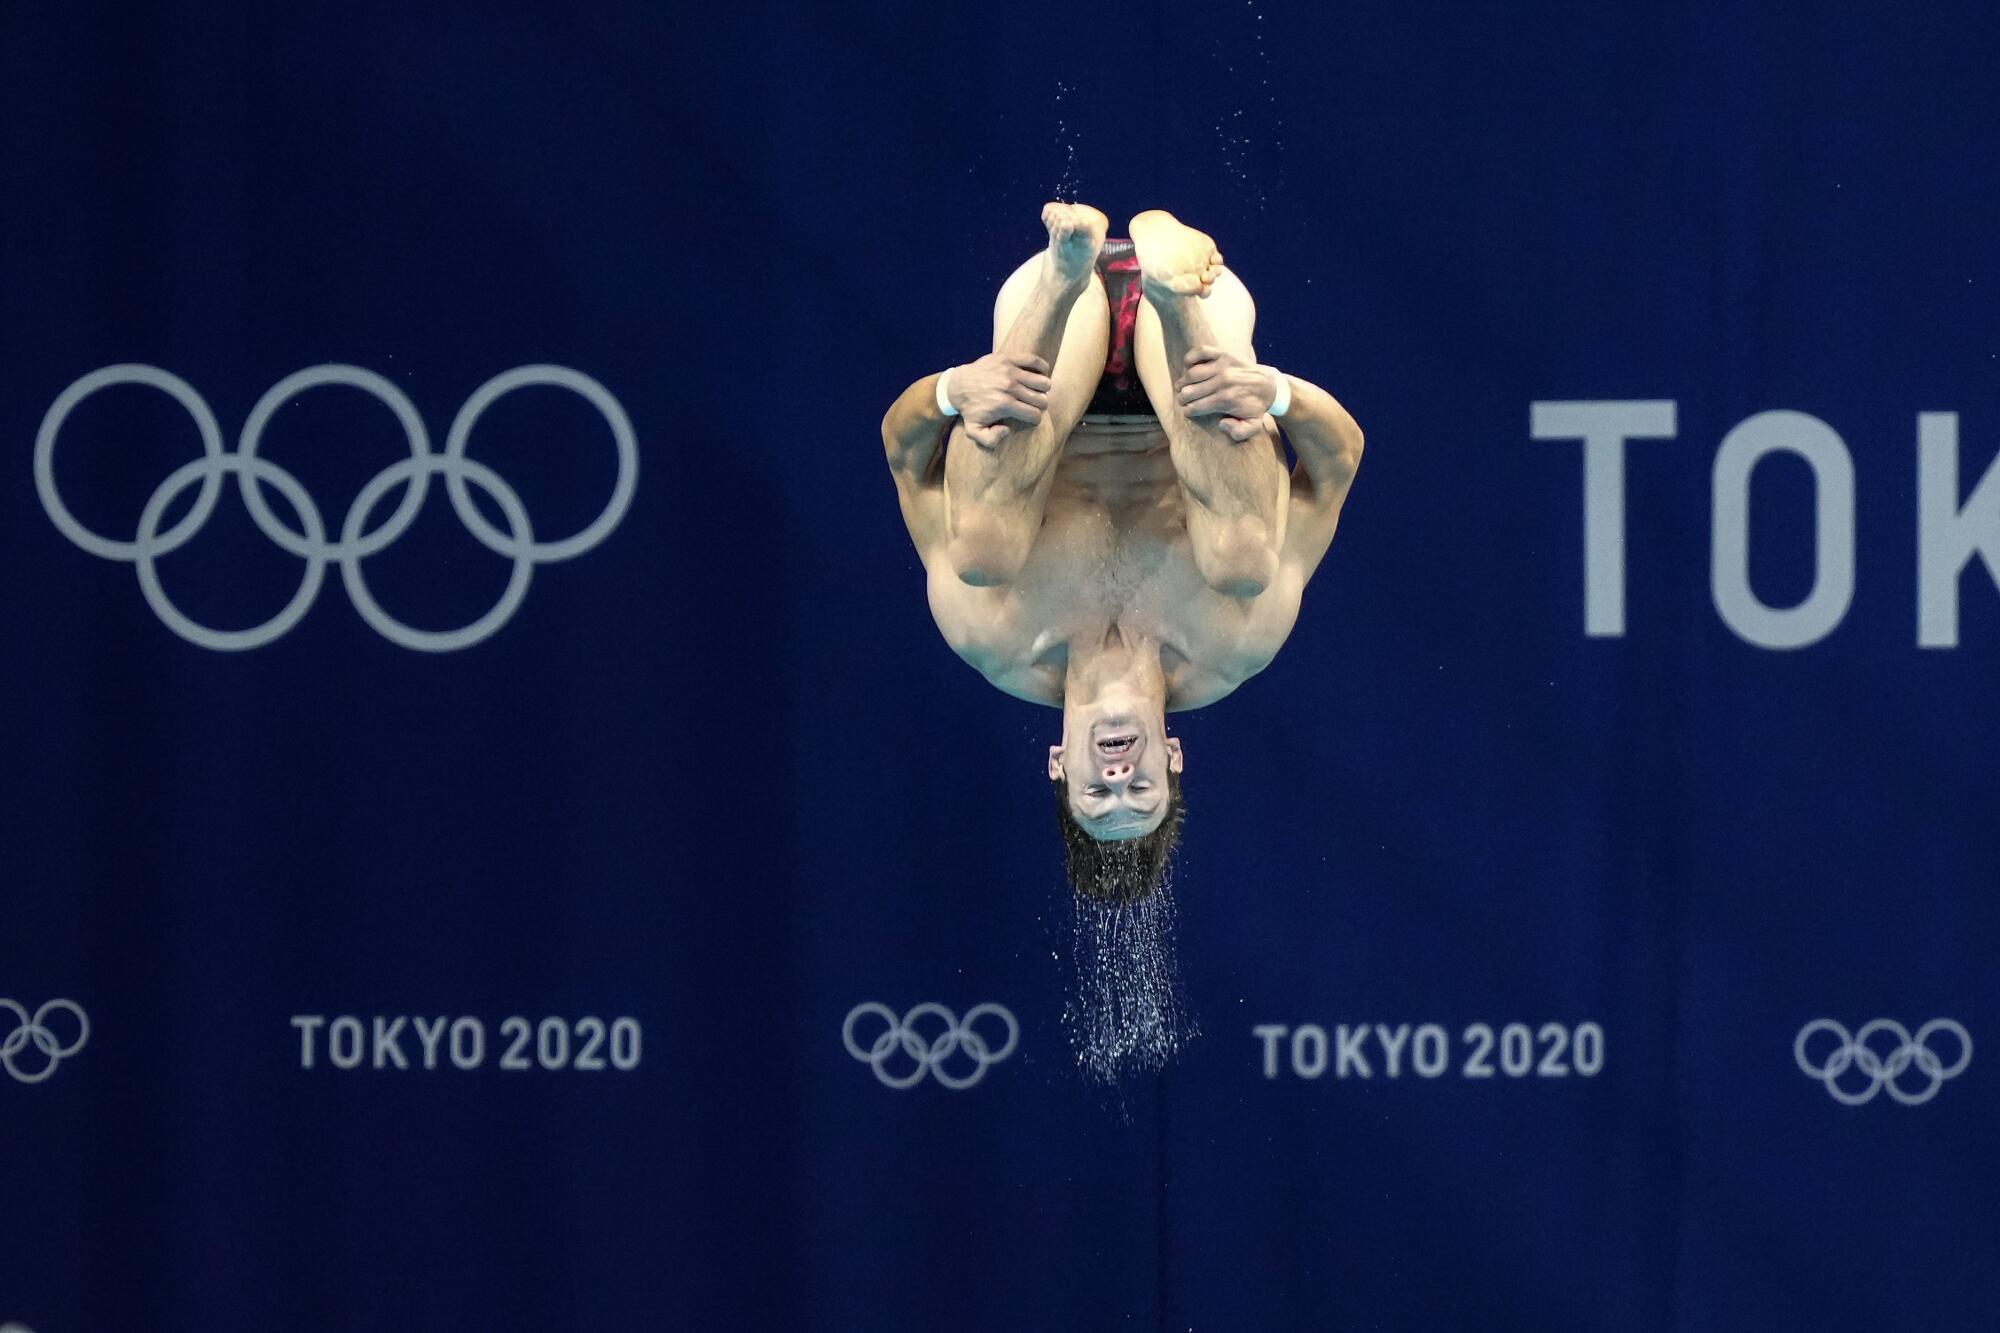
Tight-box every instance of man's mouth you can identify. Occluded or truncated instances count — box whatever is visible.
[1096,733,1139,757]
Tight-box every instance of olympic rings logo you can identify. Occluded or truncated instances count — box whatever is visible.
[1794,1018,1971,1105]
[1,999,90,1085]
[35,363,638,651]
[842,1002,1020,1090]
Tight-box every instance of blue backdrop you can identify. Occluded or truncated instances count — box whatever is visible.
[3,2,1995,1329]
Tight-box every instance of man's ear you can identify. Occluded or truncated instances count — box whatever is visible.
[1165,736,1184,773]
[1047,745,1065,781]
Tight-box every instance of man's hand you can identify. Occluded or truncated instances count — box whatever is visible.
[1178,345,1277,442]
[950,352,1053,448]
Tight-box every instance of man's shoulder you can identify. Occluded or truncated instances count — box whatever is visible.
[924,569,1063,705]
[950,631,1061,706]
[1163,575,1303,709]
[1164,641,1275,711]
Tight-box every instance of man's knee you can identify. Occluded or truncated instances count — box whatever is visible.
[948,510,1034,587]
[1196,515,1278,599]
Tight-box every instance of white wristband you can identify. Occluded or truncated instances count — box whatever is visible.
[1265,365,1291,418]
[936,367,960,417]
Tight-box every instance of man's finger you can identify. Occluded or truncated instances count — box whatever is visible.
[1176,370,1224,402]
[1008,386,1050,411]
[1181,391,1228,416]
[1013,372,1054,394]
[1221,416,1260,442]
[1168,374,1216,404]
[1005,353,1053,375]
[1178,367,1223,401]
[1183,344,1223,366]
[997,399,1042,424]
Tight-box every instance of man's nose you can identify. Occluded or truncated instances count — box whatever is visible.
[1100,761,1134,782]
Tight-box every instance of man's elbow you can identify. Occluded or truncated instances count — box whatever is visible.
[1311,414,1363,482]
[1340,425,1364,476]
[883,414,929,475]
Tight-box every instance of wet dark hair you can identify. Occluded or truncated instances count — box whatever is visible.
[1052,765,1185,905]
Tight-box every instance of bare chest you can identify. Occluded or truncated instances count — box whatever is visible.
[927,444,1297,707]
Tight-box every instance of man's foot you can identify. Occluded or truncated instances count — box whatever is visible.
[1041,202,1109,286]
[1130,209,1223,299]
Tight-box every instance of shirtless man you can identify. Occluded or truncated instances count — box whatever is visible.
[881,205,1364,902]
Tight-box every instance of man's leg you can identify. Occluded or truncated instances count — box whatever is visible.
[944,203,1110,586]
[1130,210,1287,598]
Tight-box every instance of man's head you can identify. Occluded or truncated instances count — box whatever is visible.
[1047,699,1186,902]
[1047,704,1184,837]
[1051,764,1185,905]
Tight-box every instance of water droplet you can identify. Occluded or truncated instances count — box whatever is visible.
[1061,881,1198,1086]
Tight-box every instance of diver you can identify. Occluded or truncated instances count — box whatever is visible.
[880,205,1364,903]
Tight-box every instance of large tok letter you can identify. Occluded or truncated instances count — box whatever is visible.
[1710,411,1855,649]
[1918,413,2000,647]
[1530,401,1679,637]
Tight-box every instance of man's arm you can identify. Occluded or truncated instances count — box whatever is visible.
[1268,373,1364,508]
[1176,346,1363,574]
[880,373,952,556]
[881,354,1055,554]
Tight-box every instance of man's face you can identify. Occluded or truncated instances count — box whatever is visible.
[1048,707,1184,841]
